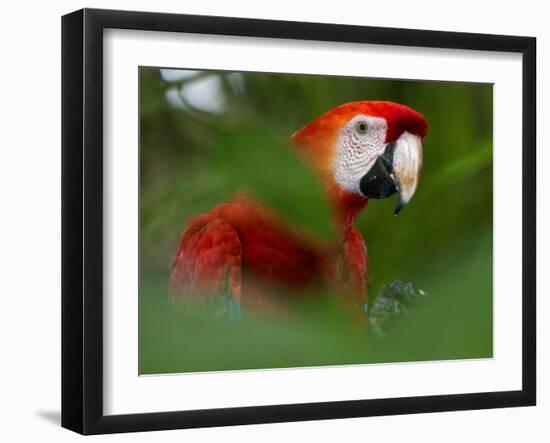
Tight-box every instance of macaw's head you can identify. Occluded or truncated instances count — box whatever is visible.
[290,101,428,216]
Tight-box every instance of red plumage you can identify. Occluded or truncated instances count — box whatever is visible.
[169,101,428,321]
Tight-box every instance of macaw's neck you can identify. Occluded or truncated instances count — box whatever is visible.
[329,186,368,239]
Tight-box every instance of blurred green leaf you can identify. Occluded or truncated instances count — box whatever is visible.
[208,126,334,238]
[425,141,492,193]
[139,230,492,374]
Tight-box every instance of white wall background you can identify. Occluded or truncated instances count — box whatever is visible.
[0,0,546,441]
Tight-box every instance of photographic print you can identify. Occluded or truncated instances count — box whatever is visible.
[139,67,493,375]
[62,10,535,433]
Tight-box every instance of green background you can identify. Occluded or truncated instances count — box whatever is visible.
[139,67,493,374]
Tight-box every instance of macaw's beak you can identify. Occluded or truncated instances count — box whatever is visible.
[359,132,423,215]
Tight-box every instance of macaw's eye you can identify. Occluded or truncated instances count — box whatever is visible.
[354,120,369,135]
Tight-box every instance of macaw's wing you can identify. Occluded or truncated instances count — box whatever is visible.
[169,216,242,307]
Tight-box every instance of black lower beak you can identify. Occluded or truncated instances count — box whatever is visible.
[359,142,397,199]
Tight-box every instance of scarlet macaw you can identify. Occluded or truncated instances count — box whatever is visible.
[169,101,428,323]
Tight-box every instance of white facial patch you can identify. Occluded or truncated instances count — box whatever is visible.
[333,115,388,193]
[392,132,423,205]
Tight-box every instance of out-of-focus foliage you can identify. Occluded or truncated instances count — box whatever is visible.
[139,67,493,374]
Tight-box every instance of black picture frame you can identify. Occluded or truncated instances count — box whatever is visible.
[61,8,537,435]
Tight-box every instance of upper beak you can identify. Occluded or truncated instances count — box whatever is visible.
[359,131,423,215]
